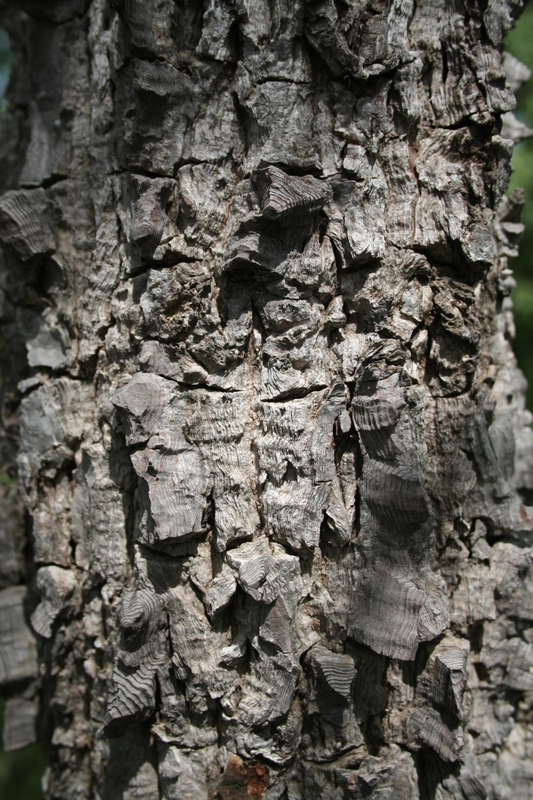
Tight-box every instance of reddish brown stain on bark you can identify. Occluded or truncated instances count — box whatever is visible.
[216,754,269,800]
[519,503,533,527]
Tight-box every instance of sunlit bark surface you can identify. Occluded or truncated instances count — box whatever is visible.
[0,1,533,798]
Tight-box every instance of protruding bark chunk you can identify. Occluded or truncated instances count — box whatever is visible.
[409,634,470,762]
[360,461,431,529]
[309,645,355,701]
[30,565,77,639]
[257,166,332,220]
[204,567,237,618]
[0,189,54,261]
[99,661,157,738]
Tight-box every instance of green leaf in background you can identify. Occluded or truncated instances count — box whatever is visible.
[0,699,44,800]
[505,3,533,411]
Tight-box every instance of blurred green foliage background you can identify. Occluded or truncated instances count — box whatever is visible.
[0,700,44,800]
[0,8,532,800]
[505,4,533,410]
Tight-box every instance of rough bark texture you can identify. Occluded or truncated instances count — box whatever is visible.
[0,1,533,798]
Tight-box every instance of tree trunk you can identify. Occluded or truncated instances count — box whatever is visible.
[0,1,533,798]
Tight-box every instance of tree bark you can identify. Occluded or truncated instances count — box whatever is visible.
[0,1,533,798]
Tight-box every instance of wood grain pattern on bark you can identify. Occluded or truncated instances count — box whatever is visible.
[0,0,532,798]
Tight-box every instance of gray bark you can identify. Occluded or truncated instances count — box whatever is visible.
[0,1,532,798]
